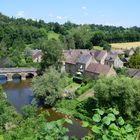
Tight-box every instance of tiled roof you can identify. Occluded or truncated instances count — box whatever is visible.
[105,53,118,61]
[126,68,140,77]
[64,49,107,64]
[94,50,107,61]
[64,49,91,64]
[76,55,91,64]
[85,63,111,75]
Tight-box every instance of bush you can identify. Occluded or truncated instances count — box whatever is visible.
[75,81,94,96]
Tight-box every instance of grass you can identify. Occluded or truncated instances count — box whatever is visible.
[47,31,59,40]
[111,42,140,50]
[64,83,81,93]
[77,88,94,101]
[92,46,103,50]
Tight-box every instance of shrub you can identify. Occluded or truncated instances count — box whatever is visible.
[75,81,93,96]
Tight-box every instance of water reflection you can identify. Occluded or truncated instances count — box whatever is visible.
[1,78,33,112]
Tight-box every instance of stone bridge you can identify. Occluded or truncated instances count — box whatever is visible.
[0,68,37,81]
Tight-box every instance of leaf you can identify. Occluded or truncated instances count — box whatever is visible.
[91,125,101,134]
[117,117,125,126]
[92,114,101,123]
[112,108,119,115]
[125,124,133,133]
[94,109,104,115]
[126,134,135,140]
[0,135,4,140]
[109,123,119,131]
[45,136,54,140]
[120,127,126,134]
[82,121,90,127]
[102,135,109,140]
[107,113,116,121]
[102,116,111,125]
[111,130,121,136]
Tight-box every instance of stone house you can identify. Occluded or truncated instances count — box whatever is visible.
[31,49,43,62]
[63,49,117,79]
[84,63,116,79]
[126,68,140,80]
[93,50,108,64]
[125,48,135,57]
[105,52,123,68]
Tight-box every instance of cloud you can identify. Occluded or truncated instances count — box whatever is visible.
[56,16,62,20]
[56,16,67,20]
[16,11,25,17]
[81,6,87,10]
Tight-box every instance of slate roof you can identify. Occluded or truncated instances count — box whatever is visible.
[31,49,43,60]
[64,49,107,64]
[85,63,111,75]
[105,53,118,62]
[76,55,91,64]
[94,50,107,61]
[64,49,91,64]
[126,68,140,80]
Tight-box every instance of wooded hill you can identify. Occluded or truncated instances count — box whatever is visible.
[1,12,140,67]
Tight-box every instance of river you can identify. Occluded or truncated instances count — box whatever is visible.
[0,78,89,139]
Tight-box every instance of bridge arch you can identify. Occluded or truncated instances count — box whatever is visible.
[12,73,22,79]
[26,73,35,79]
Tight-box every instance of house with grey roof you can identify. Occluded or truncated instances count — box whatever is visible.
[105,52,123,68]
[126,68,140,80]
[63,49,116,79]
[31,49,43,62]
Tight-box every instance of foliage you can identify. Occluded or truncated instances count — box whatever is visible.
[82,108,136,140]
[55,99,78,116]
[40,39,63,70]
[99,41,111,51]
[128,48,140,69]
[75,82,94,96]
[32,67,68,106]
[94,76,140,119]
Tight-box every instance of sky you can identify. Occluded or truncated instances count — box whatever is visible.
[0,0,140,27]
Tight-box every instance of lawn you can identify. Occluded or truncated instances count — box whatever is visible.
[64,83,81,93]
[77,88,94,101]
[111,42,140,50]
[47,31,59,40]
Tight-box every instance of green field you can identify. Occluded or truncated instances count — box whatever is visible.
[47,31,59,40]
[111,42,140,50]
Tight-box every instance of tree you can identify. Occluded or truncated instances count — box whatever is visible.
[128,48,140,69]
[99,41,111,51]
[32,67,68,106]
[40,39,63,70]
[90,31,105,46]
[94,76,140,119]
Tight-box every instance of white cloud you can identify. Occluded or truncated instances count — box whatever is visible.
[56,16,62,20]
[81,6,87,10]
[16,11,25,17]
[56,16,67,20]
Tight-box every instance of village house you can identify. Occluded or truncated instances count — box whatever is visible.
[105,52,124,68]
[31,49,43,62]
[63,49,117,79]
[126,68,140,80]
[125,48,135,57]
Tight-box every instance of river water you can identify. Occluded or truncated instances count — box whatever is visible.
[0,78,89,139]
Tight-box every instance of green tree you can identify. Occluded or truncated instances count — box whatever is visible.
[40,39,63,70]
[94,76,140,119]
[32,67,68,106]
[128,48,140,69]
